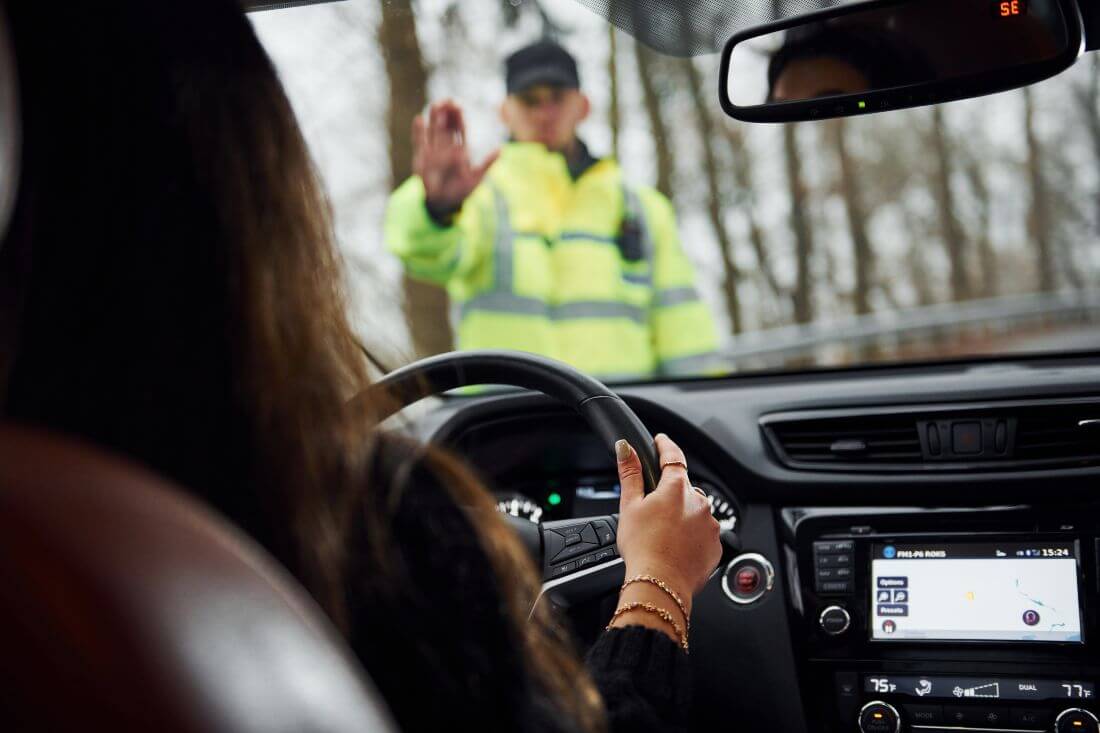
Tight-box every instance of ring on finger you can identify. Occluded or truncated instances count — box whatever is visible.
[661,460,688,471]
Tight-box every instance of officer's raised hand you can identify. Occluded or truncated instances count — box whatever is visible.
[413,100,499,218]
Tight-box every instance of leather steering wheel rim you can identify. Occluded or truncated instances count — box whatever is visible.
[362,349,660,494]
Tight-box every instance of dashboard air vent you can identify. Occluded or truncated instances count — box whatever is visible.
[762,397,1100,473]
[767,414,922,467]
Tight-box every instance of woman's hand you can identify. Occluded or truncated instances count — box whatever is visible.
[608,434,722,643]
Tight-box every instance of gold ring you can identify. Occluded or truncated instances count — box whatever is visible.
[660,460,688,471]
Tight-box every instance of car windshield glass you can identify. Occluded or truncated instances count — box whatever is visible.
[251,0,1100,383]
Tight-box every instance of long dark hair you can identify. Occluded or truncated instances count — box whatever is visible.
[1,1,604,730]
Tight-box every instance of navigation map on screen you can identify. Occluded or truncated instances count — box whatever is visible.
[870,541,1082,643]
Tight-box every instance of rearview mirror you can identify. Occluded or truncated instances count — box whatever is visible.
[720,0,1083,122]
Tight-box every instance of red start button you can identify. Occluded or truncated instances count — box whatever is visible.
[735,566,760,593]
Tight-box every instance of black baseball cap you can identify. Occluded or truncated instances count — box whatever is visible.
[505,39,580,95]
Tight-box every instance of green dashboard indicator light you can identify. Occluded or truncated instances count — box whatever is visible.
[858,100,867,109]
[548,492,562,506]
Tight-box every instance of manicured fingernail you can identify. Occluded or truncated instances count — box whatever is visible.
[655,432,668,441]
[615,440,631,462]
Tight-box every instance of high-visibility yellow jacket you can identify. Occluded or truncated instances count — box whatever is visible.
[384,142,724,381]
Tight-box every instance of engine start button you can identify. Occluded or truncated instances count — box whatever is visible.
[722,553,775,605]
[736,566,760,593]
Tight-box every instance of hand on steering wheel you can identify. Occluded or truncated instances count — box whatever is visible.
[615,434,723,601]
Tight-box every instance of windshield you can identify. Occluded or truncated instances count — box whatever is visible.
[251,0,1100,383]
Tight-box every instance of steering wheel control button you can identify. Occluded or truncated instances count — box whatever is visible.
[858,701,900,733]
[551,542,592,563]
[545,531,565,560]
[580,523,599,545]
[1056,708,1100,733]
[564,533,582,547]
[721,553,775,605]
[591,520,615,546]
[818,605,851,636]
[548,561,577,578]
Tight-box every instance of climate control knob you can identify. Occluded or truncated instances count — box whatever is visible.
[1056,708,1100,733]
[859,701,900,733]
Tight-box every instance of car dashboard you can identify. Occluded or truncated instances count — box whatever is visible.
[405,354,1100,733]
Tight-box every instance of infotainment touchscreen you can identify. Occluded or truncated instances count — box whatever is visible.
[869,541,1082,643]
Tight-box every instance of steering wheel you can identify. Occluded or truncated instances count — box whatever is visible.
[363,350,661,608]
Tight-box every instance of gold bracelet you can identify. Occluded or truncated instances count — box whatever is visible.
[606,601,690,653]
[621,574,690,631]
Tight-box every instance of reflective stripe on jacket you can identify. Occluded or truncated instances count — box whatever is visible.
[384,142,723,380]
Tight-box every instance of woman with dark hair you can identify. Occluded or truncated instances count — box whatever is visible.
[0,2,721,732]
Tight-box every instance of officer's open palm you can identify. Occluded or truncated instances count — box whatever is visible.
[413,100,499,215]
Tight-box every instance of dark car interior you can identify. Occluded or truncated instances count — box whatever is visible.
[7,0,1100,732]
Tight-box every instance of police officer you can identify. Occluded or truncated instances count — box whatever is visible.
[385,39,724,381]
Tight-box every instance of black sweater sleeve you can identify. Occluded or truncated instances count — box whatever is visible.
[584,625,692,733]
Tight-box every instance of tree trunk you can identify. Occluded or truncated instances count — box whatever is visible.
[681,56,742,334]
[1075,54,1100,234]
[828,118,874,315]
[722,124,781,300]
[964,160,998,297]
[1022,87,1056,293]
[378,0,454,357]
[930,107,972,301]
[633,40,674,200]
[784,123,815,324]
[608,25,621,161]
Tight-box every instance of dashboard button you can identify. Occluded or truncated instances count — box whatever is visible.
[944,705,1007,726]
[816,553,852,567]
[817,580,853,594]
[952,421,982,454]
[814,540,854,554]
[736,566,761,593]
[818,605,850,635]
[1011,708,1049,728]
[722,553,775,604]
[904,704,943,725]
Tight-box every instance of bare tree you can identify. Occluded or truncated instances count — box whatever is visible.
[929,107,972,301]
[1072,54,1100,232]
[1022,87,1056,293]
[607,25,621,160]
[633,40,674,199]
[722,123,782,301]
[379,0,454,356]
[784,123,815,324]
[828,118,875,314]
[963,158,998,298]
[681,55,742,334]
